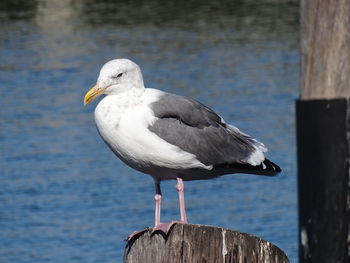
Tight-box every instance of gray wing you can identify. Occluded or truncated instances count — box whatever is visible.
[149,93,261,166]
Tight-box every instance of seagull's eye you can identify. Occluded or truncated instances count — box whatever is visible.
[112,73,123,80]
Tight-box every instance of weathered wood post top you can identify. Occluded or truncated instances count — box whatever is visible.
[124,223,289,263]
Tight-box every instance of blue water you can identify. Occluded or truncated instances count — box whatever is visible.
[0,1,299,262]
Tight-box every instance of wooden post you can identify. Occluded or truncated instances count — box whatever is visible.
[300,0,350,99]
[124,224,289,263]
[298,0,350,262]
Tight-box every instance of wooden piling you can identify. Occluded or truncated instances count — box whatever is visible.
[298,0,350,262]
[300,0,350,99]
[124,224,289,263]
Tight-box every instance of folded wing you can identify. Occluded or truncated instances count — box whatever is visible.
[148,93,280,176]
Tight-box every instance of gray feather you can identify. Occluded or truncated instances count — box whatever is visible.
[149,93,258,166]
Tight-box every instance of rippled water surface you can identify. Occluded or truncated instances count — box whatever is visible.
[0,0,299,262]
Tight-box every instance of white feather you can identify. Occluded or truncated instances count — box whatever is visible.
[95,89,211,172]
[227,124,267,166]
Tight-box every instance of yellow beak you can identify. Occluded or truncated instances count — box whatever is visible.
[83,84,106,105]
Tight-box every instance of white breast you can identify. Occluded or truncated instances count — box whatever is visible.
[94,89,210,174]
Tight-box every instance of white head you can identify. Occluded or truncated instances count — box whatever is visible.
[84,59,144,105]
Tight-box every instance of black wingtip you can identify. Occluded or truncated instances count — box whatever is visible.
[262,158,282,175]
[215,158,282,177]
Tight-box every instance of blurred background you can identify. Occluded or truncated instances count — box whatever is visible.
[0,0,298,262]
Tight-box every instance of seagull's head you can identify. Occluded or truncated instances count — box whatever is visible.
[84,58,144,105]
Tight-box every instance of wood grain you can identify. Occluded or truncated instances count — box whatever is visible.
[300,0,350,99]
[124,224,289,263]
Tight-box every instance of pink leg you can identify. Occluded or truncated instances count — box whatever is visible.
[152,179,188,233]
[154,193,162,226]
[128,179,188,241]
[152,181,174,232]
[176,178,188,223]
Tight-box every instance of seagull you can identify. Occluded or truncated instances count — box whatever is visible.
[83,58,281,237]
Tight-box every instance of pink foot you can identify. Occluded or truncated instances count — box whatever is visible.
[152,220,187,234]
